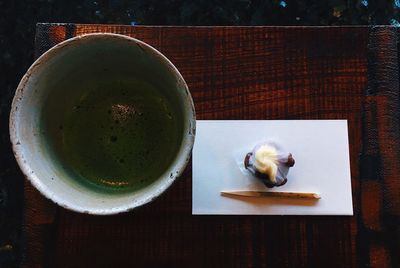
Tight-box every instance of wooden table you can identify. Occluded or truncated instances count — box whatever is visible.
[23,24,400,268]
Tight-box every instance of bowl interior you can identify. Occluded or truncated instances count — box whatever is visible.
[11,34,195,214]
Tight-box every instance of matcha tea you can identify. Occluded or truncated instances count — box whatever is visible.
[45,80,182,192]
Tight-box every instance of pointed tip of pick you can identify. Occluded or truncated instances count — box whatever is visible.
[313,193,321,199]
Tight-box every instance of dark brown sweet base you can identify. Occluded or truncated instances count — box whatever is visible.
[287,154,295,167]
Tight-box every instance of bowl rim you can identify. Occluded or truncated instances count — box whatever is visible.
[9,33,196,215]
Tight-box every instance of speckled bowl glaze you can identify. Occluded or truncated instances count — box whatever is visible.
[9,33,195,215]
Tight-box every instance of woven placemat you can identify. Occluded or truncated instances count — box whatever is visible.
[21,24,400,268]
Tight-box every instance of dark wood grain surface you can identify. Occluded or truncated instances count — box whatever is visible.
[21,24,400,268]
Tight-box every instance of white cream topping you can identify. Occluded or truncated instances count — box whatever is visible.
[254,144,279,183]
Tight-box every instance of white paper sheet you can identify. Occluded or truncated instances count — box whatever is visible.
[192,120,353,215]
